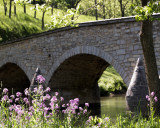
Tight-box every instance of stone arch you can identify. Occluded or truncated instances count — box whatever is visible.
[47,46,129,87]
[0,62,30,95]
[47,46,129,115]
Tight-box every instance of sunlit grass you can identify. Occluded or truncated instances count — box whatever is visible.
[98,66,126,96]
[0,1,98,43]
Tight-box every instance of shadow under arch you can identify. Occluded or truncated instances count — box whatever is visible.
[0,62,30,95]
[47,46,129,115]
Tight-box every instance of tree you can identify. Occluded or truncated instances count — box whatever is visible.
[38,2,51,29]
[102,0,106,19]
[15,0,31,13]
[3,0,8,16]
[9,0,12,18]
[14,0,17,15]
[135,0,160,115]
[95,0,98,20]
[118,0,129,17]
[46,8,78,29]
[31,4,38,18]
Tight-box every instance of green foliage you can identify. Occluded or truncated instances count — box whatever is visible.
[46,6,80,29]
[135,0,160,21]
[15,0,31,6]
[86,115,110,128]
[79,0,141,19]
[98,66,126,96]
[38,3,51,13]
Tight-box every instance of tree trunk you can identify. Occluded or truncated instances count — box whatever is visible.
[95,0,98,20]
[51,4,53,15]
[34,5,36,18]
[9,0,12,18]
[24,4,26,13]
[140,0,160,115]
[34,10,36,18]
[122,9,124,17]
[103,0,106,19]
[42,12,45,30]
[113,0,116,18]
[3,0,7,16]
[14,2,16,16]
[119,0,124,17]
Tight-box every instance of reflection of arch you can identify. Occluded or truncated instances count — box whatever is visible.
[47,46,129,87]
[0,62,30,95]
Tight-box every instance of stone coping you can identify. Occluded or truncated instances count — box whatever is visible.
[0,13,160,46]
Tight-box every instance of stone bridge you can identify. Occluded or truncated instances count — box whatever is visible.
[0,15,160,108]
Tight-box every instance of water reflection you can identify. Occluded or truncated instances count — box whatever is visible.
[100,95,127,119]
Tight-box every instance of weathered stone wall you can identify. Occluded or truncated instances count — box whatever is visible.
[0,15,160,105]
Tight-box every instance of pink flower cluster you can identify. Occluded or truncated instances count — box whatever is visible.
[146,91,158,103]
[0,75,90,127]
[37,75,45,83]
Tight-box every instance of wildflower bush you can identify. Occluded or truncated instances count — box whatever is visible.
[1,74,160,128]
[0,75,105,128]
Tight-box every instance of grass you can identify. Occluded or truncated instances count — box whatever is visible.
[98,66,127,96]
[0,1,98,43]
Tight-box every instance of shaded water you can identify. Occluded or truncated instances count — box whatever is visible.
[100,95,127,119]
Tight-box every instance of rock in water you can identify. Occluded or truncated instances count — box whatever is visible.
[126,57,149,116]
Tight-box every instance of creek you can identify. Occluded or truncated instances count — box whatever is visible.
[100,95,127,119]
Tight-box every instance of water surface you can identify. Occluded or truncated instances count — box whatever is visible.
[100,95,127,119]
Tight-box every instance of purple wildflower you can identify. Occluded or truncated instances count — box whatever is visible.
[8,99,12,103]
[24,88,29,95]
[1,95,8,101]
[85,103,89,107]
[33,87,38,93]
[15,98,19,102]
[79,107,83,111]
[51,96,57,102]
[83,109,87,114]
[154,96,158,102]
[55,92,59,96]
[60,97,64,101]
[62,104,66,107]
[55,104,59,109]
[23,97,29,104]
[10,95,15,99]
[16,92,22,97]
[74,98,79,103]
[45,87,51,92]
[37,75,45,83]
[151,92,155,97]
[3,88,8,94]
[45,94,51,99]
[146,95,149,99]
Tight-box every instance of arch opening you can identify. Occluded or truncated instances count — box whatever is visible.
[48,54,126,115]
[0,63,30,95]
